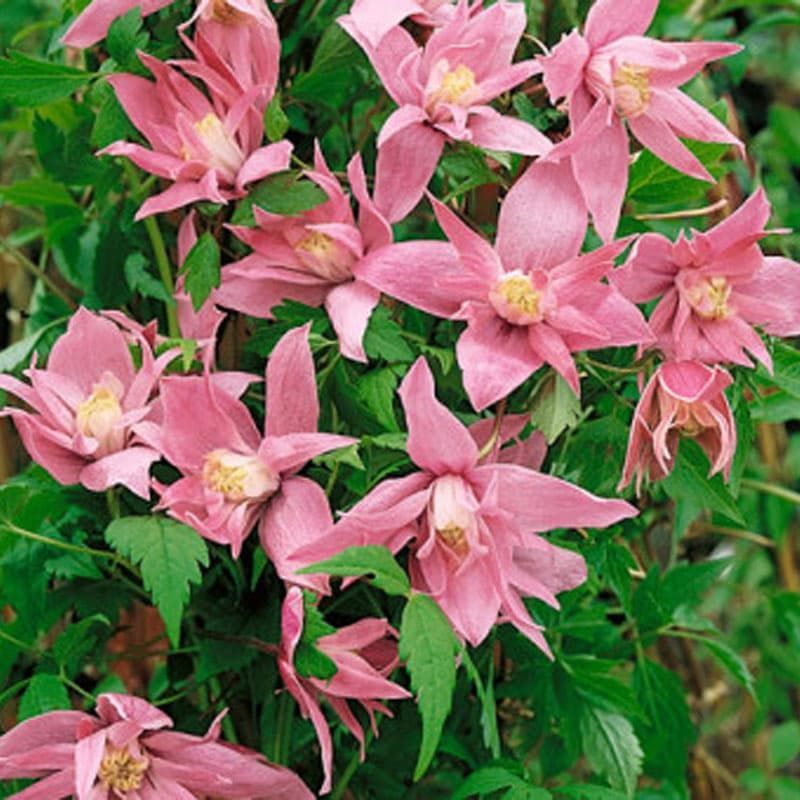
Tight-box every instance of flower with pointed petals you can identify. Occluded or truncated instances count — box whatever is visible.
[0,692,314,799]
[279,587,411,794]
[346,0,458,46]
[537,0,742,242]
[100,47,291,220]
[355,159,651,410]
[215,146,389,362]
[612,189,800,371]
[302,357,637,650]
[0,308,176,499]
[152,325,355,573]
[619,361,736,492]
[339,0,552,223]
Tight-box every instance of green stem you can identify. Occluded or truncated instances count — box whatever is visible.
[331,721,379,800]
[272,692,294,764]
[0,628,37,654]
[0,238,76,309]
[208,677,239,744]
[60,674,95,703]
[106,488,120,520]
[741,478,800,506]
[123,162,180,338]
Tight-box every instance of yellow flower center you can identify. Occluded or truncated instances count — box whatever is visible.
[97,747,149,793]
[436,64,477,106]
[296,231,335,260]
[490,273,543,325]
[612,63,651,117]
[437,523,469,558]
[687,276,732,320]
[75,385,123,444]
[188,113,245,178]
[202,449,278,503]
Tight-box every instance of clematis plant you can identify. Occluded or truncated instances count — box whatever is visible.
[340,0,552,222]
[537,0,742,241]
[279,587,411,795]
[611,189,800,370]
[0,308,176,499]
[0,692,313,799]
[101,45,291,219]
[150,324,354,567]
[215,145,389,362]
[356,160,651,410]
[303,358,637,649]
[345,0,459,46]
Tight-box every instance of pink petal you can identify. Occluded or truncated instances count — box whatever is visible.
[348,153,393,252]
[260,432,356,475]
[236,140,293,192]
[398,357,479,475]
[738,257,800,337]
[584,0,658,47]
[325,280,381,363]
[527,323,581,395]
[468,110,553,156]
[80,446,160,499]
[538,30,591,101]
[62,0,172,48]
[135,176,227,221]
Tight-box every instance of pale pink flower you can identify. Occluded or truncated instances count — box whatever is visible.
[619,361,736,492]
[0,692,313,799]
[0,308,176,499]
[611,189,800,371]
[100,47,291,220]
[303,358,637,650]
[215,145,389,362]
[346,0,459,46]
[339,0,552,222]
[152,325,354,576]
[356,159,651,410]
[538,0,742,242]
[279,587,411,794]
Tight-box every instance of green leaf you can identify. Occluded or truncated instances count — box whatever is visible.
[768,720,800,770]
[124,253,175,305]
[400,593,460,780]
[769,104,800,166]
[363,306,414,363]
[182,233,221,311]
[355,368,400,432]
[698,636,756,697]
[530,372,581,444]
[579,707,643,798]
[555,786,627,800]
[0,52,95,106]
[264,91,290,142]
[660,439,745,527]
[0,317,67,373]
[298,545,410,597]
[0,177,78,209]
[17,674,70,721]
[105,516,209,646]
[764,341,800,398]
[452,766,530,800]
[231,170,328,224]
[106,7,148,69]
[53,614,110,677]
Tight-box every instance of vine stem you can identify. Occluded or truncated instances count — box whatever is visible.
[0,238,76,309]
[741,478,800,506]
[272,692,294,765]
[477,398,508,462]
[331,721,379,800]
[123,162,180,338]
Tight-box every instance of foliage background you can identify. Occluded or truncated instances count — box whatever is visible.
[0,1,800,798]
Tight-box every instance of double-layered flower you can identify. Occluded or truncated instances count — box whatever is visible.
[0,308,174,499]
[151,325,354,569]
[611,189,800,370]
[279,587,411,794]
[101,46,291,220]
[0,692,313,799]
[306,357,637,649]
[537,0,742,241]
[356,160,651,410]
[340,0,552,222]
[346,0,459,46]
[619,361,736,491]
[216,146,390,362]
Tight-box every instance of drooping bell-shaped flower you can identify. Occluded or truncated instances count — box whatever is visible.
[537,0,742,242]
[0,692,314,799]
[356,159,652,410]
[619,361,736,492]
[0,308,176,499]
[339,0,552,222]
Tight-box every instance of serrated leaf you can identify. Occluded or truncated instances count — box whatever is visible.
[231,171,328,225]
[363,306,414,363]
[105,516,209,646]
[356,368,400,431]
[106,7,148,68]
[452,766,529,800]
[298,545,410,597]
[53,614,110,677]
[530,372,582,444]
[265,92,290,142]
[17,674,70,721]
[555,786,627,800]
[400,593,460,780]
[0,52,95,105]
[699,636,756,697]
[0,177,77,209]
[579,707,643,798]
[182,232,221,311]
[124,253,175,305]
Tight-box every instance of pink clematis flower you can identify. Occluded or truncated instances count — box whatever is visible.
[0,692,313,799]
[100,47,291,220]
[305,357,637,650]
[340,0,552,223]
[611,189,800,371]
[279,587,411,794]
[619,360,736,492]
[356,159,652,410]
[0,308,176,499]
[346,0,459,46]
[215,146,389,362]
[537,0,742,242]
[152,324,354,577]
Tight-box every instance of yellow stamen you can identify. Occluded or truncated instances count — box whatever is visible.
[75,386,122,439]
[434,64,477,107]
[437,524,469,558]
[202,450,277,503]
[98,748,149,793]
[689,277,732,320]
[296,231,335,260]
[612,63,651,117]
[211,0,247,23]
[498,275,541,317]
